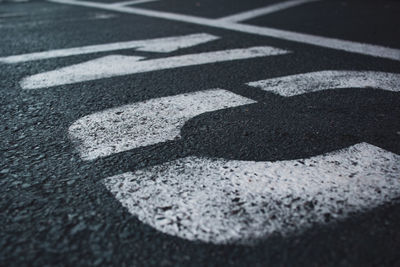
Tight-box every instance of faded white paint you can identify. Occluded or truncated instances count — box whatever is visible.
[20,46,289,89]
[0,13,26,18]
[0,33,219,64]
[48,0,400,61]
[104,143,400,244]
[218,0,319,22]
[0,13,118,30]
[248,71,400,97]
[69,89,256,160]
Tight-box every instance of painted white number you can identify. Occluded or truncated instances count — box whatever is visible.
[5,27,398,244]
[93,70,399,244]
[3,0,399,244]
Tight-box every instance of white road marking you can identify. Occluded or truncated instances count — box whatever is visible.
[110,0,159,7]
[0,33,218,64]
[69,89,256,160]
[218,0,319,22]
[48,0,400,61]
[248,71,400,97]
[20,46,289,89]
[104,143,400,244]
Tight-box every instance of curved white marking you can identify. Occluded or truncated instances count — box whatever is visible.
[104,143,400,244]
[248,71,400,97]
[69,89,256,160]
[0,33,219,64]
[20,46,289,89]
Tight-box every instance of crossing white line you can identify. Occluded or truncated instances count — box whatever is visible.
[218,0,319,22]
[248,71,400,97]
[0,33,218,64]
[69,89,256,160]
[20,46,290,89]
[104,143,400,244]
[48,0,400,61]
[110,0,158,7]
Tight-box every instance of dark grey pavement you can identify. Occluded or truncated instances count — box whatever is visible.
[1,0,400,266]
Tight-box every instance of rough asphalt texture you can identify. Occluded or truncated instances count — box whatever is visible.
[1,0,400,266]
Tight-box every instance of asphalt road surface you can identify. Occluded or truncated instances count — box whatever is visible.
[1,0,400,266]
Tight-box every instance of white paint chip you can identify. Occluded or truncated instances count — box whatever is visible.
[91,12,118,19]
[69,89,256,160]
[20,46,289,89]
[0,33,219,64]
[104,143,400,244]
[248,71,400,97]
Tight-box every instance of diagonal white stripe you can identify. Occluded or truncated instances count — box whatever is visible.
[110,0,158,7]
[218,0,320,22]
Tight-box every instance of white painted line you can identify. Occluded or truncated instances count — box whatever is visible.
[248,71,400,97]
[20,46,289,89]
[0,33,219,64]
[69,89,256,160]
[47,0,400,61]
[110,0,158,7]
[104,143,400,244]
[218,0,319,22]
